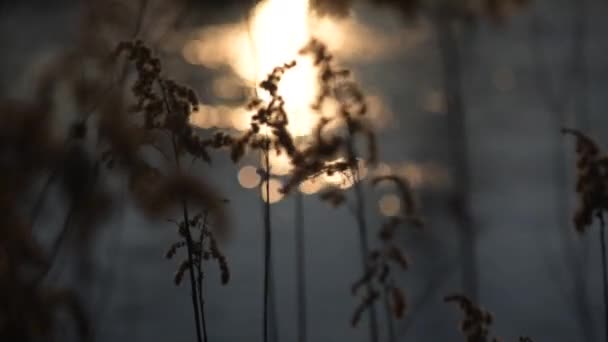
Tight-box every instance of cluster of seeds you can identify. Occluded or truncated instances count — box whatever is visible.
[445,294,497,342]
[167,212,230,286]
[351,175,422,326]
[562,128,608,233]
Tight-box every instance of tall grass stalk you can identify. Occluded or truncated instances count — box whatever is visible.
[171,136,204,342]
[383,287,396,342]
[197,212,210,342]
[435,10,477,300]
[294,191,307,342]
[346,139,379,342]
[352,168,379,342]
[262,147,272,342]
[162,76,204,342]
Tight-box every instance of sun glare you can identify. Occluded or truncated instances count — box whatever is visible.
[244,0,319,138]
[187,0,401,194]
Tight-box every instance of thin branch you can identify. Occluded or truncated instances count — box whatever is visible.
[197,212,209,342]
[350,143,379,342]
[262,146,272,342]
[295,191,307,342]
[161,79,204,342]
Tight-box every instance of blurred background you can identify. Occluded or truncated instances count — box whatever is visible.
[2,0,608,341]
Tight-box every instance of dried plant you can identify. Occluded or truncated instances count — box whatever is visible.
[114,39,235,342]
[561,129,607,233]
[0,37,229,342]
[233,60,300,342]
[351,175,422,342]
[297,38,382,342]
[563,128,608,342]
[445,294,498,342]
[198,36,387,341]
[312,0,531,310]
[166,210,230,341]
[210,37,380,342]
[445,294,535,342]
[0,2,558,341]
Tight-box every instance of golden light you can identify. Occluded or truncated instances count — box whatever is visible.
[212,76,243,99]
[357,159,368,179]
[184,0,421,140]
[379,194,401,217]
[264,152,293,176]
[261,178,285,204]
[234,0,321,138]
[238,165,261,189]
[185,0,410,186]
[299,178,323,194]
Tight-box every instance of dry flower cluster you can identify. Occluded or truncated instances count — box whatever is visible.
[351,175,423,327]
[0,43,228,341]
[114,39,235,342]
[445,294,498,342]
[562,128,608,233]
[444,294,535,342]
[0,1,562,341]
[166,211,230,286]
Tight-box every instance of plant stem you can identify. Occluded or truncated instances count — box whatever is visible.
[295,191,307,342]
[198,212,209,342]
[181,201,203,342]
[352,163,379,342]
[599,215,608,342]
[435,10,477,300]
[383,287,396,342]
[269,263,279,342]
[171,134,203,342]
[160,78,203,342]
[263,147,272,342]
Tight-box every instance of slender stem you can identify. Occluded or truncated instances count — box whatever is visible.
[263,147,272,342]
[435,11,477,300]
[599,214,608,342]
[161,78,203,342]
[269,262,279,342]
[383,287,396,342]
[295,191,307,342]
[180,200,203,342]
[351,156,379,342]
[174,150,204,342]
[198,213,209,342]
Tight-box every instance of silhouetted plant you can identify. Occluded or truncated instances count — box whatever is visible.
[0,38,228,341]
[445,294,497,342]
[351,175,422,334]
[114,39,233,342]
[445,294,535,342]
[563,128,608,342]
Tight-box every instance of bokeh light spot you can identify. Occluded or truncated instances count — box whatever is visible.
[299,178,324,194]
[238,165,261,189]
[261,178,284,204]
[379,194,401,217]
